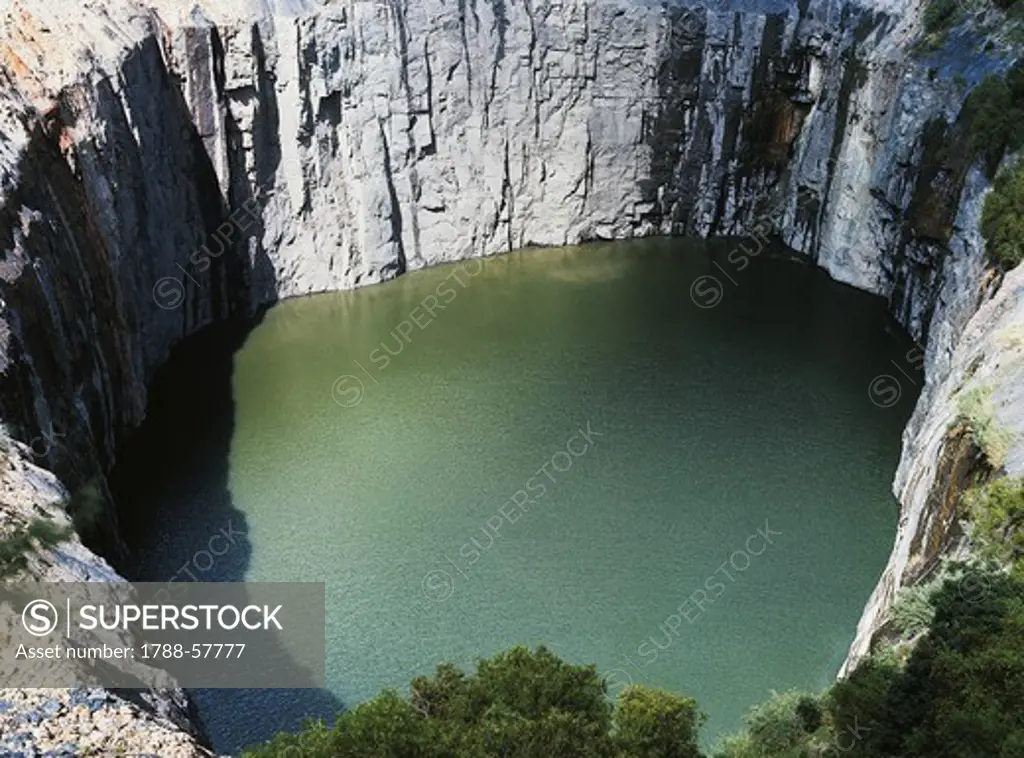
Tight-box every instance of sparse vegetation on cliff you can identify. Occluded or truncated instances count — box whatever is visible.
[964,477,1024,573]
[717,568,1024,758]
[956,386,1014,468]
[922,0,960,36]
[921,0,1024,49]
[963,64,1024,177]
[888,579,942,637]
[981,160,1024,269]
[67,477,108,546]
[0,517,72,578]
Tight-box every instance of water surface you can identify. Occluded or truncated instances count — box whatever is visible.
[113,239,918,753]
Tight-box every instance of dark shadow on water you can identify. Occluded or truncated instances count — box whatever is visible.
[108,314,345,755]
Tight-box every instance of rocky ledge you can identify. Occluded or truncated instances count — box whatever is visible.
[0,687,215,758]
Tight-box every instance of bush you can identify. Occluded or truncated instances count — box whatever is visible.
[615,686,704,758]
[0,517,72,578]
[956,386,1014,468]
[818,569,1024,758]
[963,65,1024,176]
[68,477,108,544]
[981,161,1024,269]
[743,691,825,755]
[712,691,830,758]
[242,720,335,758]
[964,477,1024,572]
[883,569,1024,758]
[243,646,706,758]
[889,582,940,637]
[712,569,1024,758]
[923,0,960,33]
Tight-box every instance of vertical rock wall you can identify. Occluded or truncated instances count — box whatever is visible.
[0,0,1018,685]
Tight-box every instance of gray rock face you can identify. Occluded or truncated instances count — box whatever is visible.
[1,0,908,486]
[842,243,1024,675]
[167,0,839,294]
[0,442,215,755]
[0,0,1019,742]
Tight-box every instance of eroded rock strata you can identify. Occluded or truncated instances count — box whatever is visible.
[0,0,1021,749]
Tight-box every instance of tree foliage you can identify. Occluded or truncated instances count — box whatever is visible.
[963,65,1024,176]
[922,0,959,34]
[956,386,1015,466]
[829,568,1024,758]
[242,646,702,758]
[964,478,1024,573]
[245,571,1024,758]
[615,686,704,758]
[981,161,1024,270]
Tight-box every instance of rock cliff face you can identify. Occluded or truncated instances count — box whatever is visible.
[0,0,942,491]
[0,440,215,755]
[0,0,1020,741]
[841,256,1024,674]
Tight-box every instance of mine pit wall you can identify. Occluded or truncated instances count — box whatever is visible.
[0,0,1019,694]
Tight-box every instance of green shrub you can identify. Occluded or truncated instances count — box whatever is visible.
[889,582,940,637]
[964,64,1024,176]
[68,477,108,543]
[334,693,444,758]
[242,646,625,758]
[884,569,1024,758]
[242,720,336,758]
[0,517,72,578]
[827,656,900,748]
[615,686,704,758]
[712,690,828,758]
[27,517,73,545]
[923,0,960,33]
[823,569,1024,758]
[746,691,824,754]
[794,696,822,733]
[981,161,1024,269]
[964,477,1024,572]
[956,386,1014,468]
[241,646,708,758]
